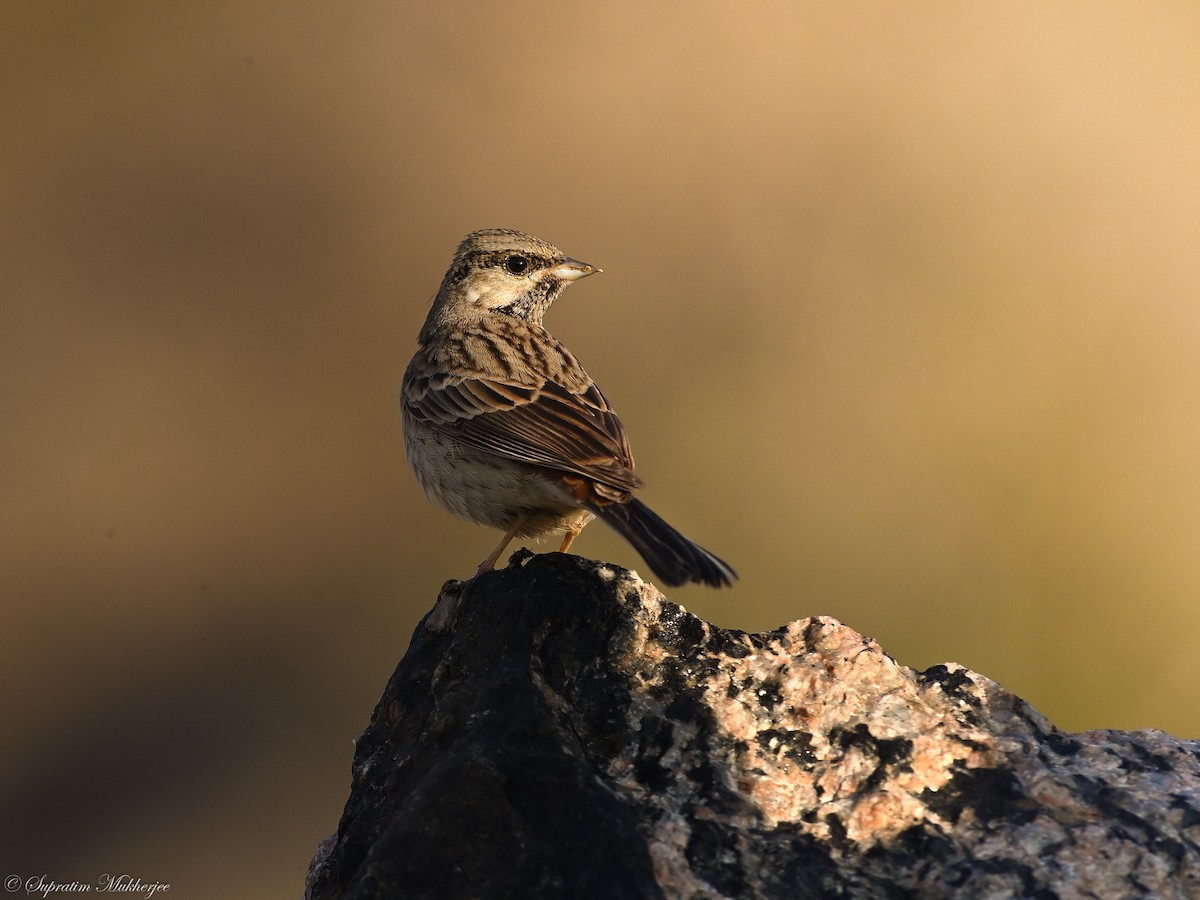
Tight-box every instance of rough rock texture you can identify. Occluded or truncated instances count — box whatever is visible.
[306,551,1200,899]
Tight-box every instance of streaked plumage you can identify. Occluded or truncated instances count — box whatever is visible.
[402,229,735,588]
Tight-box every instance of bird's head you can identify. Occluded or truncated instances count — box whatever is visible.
[421,229,600,338]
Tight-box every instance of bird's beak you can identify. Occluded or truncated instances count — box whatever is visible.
[552,258,602,282]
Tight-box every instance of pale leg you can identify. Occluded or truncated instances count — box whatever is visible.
[477,516,527,574]
[558,525,582,553]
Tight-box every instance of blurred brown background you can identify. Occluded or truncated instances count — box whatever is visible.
[3,2,1199,896]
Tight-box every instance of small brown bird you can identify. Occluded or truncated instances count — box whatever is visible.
[402,229,735,588]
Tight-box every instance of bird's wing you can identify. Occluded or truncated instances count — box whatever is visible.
[404,365,643,494]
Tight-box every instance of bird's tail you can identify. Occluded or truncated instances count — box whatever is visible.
[590,499,736,588]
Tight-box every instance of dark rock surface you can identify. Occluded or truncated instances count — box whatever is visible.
[306,551,1200,899]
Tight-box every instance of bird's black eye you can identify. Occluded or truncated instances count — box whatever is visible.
[504,255,529,275]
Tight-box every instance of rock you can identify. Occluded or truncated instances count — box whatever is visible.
[305,551,1200,899]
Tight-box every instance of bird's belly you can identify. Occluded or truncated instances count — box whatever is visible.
[404,422,590,538]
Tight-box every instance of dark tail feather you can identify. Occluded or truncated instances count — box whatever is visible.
[591,499,737,588]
